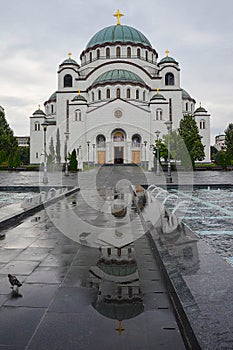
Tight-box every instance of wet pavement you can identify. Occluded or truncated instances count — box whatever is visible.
[0,167,187,350]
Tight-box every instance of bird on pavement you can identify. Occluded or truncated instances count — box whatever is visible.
[8,274,22,291]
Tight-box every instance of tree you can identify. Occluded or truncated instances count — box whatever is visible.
[69,149,77,171]
[153,139,168,162]
[215,150,232,169]
[0,109,18,163]
[55,128,61,163]
[47,137,55,171]
[178,114,205,168]
[225,123,233,160]
[18,146,30,165]
[211,146,218,162]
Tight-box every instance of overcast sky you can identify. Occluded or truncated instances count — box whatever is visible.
[0,0,232,144]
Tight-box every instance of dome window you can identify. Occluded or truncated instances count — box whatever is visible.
[186,102,188,111]
[98,90,101,100]
[64,74,73,88]
[106,89,111,99]
[34,122,40,131]
[165,72,175,86]
[127,47,131,58]
[137,48,141,58]
[51,105,54,114]
[200,120,206,129]
[116,88,121,99]
[145,50,148,61]
[97,49,100,59]
[156,109,163,120]
[89,52,92,62]
[136,90,139,100]
[106,48,110,59]
[92,92,94,102]
[75,109,82,122]
[143,91,146,101]
[116,47,121,58]
[127,88,131,99]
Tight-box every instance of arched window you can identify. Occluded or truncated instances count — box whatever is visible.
[186,102,188,111]
[51,105,54,114]
[191,104,193,112]
[137,48,141,58]
[75,109,82,122]
[64,74,73,87]
[34,122,40,131]
[127,47,131,58]
[96,134,106,148]
[36,152,39,159]
[92,92,94,102]
[156,109,163,120]
[143,91,146,101]
[106,89,111,99]
[98,90,101,100]
[200,120,206,129]
[113,131,124,142]
[136,90,139,100]
[116,88,121,98]
[89,52,92,62]
[132,134,141,148]
[106,48,110,58]
[97,49,100,59]
[165,72,175,86]
[116,47,121,58]
[145,51,148,61]
[127,88,131,99]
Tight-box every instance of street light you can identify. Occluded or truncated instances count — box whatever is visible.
[155,130,160,176]
[41,123,48,184]
[144,140,147,166]
[64,132,69,176]
[87,141,90,167]
[164,120,173,183]
[92,144,95,166]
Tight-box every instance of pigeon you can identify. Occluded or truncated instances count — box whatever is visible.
[8,274,22,291]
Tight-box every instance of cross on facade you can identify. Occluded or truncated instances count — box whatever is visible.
[116,320,125,335]
[114,10,124,25]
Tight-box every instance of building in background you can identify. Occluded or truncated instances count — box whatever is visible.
[29,11,211,166]
[16,136,30,147]
[214,134,226,151]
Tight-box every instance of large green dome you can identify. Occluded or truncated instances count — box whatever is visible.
[86,25,152,49]
[92,69,146,87]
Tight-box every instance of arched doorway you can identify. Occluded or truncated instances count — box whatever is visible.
[112,130,125,164]
[96,134,106,164]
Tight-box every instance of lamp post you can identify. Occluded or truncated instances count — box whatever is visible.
[144,140,147,166]
[64,132,69,176]
[41,123,48,184]
[87,141,90,167]
[92,144,95,166]
[155,130,161,176]
[164,121,173,183]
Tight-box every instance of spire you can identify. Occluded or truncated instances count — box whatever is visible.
[165,49,170,57]
[114,9,124,25]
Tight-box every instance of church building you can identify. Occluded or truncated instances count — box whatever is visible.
[30,10,211,167]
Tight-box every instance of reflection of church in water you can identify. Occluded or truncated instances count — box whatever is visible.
[30,10,211,165]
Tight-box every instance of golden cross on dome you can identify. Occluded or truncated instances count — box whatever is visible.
[78,89,81,96]
[156,88,160,95]
[114,10,124,25]
[116,320,125,335]
[165,49,170,57]
[200,102,202,107]
[38,104,41,110]
[68,52,72,59]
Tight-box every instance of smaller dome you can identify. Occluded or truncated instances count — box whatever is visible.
[92,69,145,88]
[182,89,191,100]
[60,56,79,66]
[150,93,166,101]
[195,106,207,113]
[159,56,177,64]
[72,94,87,102]
[32,108,46,116]
[48,92,57,102]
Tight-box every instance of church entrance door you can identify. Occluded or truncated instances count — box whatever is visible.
[132,150,141,164]
[114,146,124,164]
[98,151,106,164]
